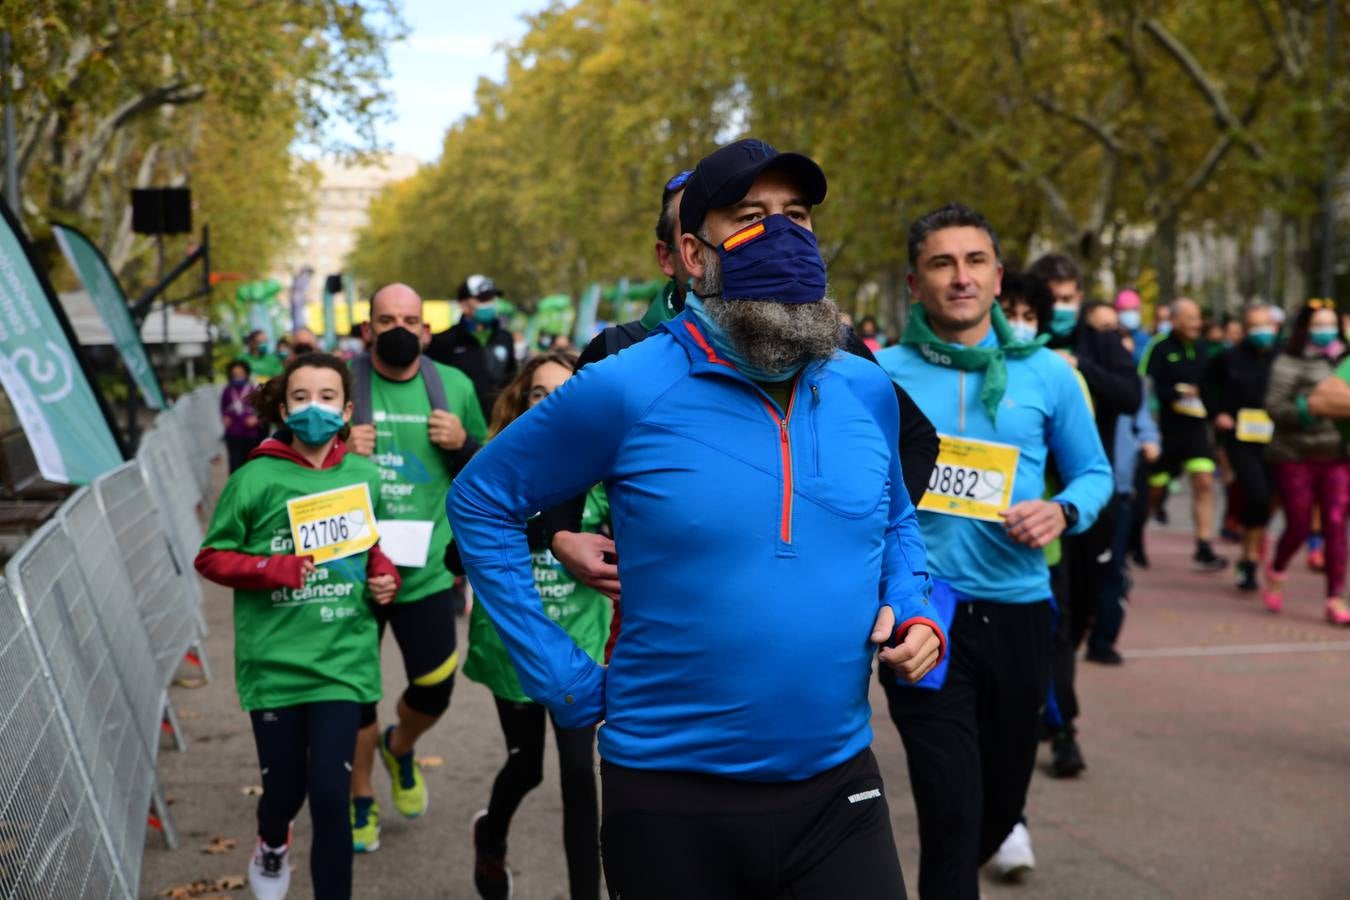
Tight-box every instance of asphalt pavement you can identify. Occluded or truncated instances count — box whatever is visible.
[139,470,1350,899]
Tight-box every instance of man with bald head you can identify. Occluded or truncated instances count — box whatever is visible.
[1142,297,1227,570]
[345,282,487,853]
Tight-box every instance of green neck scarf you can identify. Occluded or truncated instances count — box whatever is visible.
[900,303,1048,424]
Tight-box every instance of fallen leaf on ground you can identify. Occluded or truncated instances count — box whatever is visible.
[416,755,444,768]
[201,836,237,854]
[240,785,263,797]
[218,875,246,889]
[0,839,17,855]
[174,677,207,689]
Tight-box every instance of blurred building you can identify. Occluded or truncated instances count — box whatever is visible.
[271,153,420,314]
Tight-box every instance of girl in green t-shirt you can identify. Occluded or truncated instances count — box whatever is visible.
[452,350,612,900]
[195,353,400,900]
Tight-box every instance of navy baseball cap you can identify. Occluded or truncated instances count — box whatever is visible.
[679,138,827,236]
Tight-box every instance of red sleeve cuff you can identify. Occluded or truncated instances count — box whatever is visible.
[894,616,947,665]
[195,547,308,590]
[366,543,402,589]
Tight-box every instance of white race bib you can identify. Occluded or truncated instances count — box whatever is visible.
[376,519,435,568]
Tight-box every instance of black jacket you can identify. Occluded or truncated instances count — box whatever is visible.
[1050,326,1142,464]
[426,320,518,421]
[1201,340,1278,422]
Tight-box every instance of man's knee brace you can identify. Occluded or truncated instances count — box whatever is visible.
[402,650,458,717]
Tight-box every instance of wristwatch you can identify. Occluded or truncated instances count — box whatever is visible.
[1055,500,1080,529]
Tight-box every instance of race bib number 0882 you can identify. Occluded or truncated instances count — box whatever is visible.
[918,434,1020,523]
[286,483,379,565]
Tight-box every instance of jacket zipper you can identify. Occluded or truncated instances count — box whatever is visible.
[958,371,966,433]
[810,383,821,476]
[759,380,799,545]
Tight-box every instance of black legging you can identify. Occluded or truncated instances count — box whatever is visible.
[1223,437,1274,529]
[478,696,599,900]
[249,701,360,900]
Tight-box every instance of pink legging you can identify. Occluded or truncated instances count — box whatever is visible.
[1272,460,1350,597]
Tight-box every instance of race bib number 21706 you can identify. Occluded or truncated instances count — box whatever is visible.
[286,483,379,564]
[917,434,1020,523]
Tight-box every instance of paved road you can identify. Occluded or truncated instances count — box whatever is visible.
[140,473,1350,898]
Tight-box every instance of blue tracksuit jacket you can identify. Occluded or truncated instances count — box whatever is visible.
[449,312,939,781]
[875,332,1113,603]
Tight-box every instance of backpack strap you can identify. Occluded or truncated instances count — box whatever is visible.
[600,320,649,359]
[350,353,374,425]
[419,356,449,412]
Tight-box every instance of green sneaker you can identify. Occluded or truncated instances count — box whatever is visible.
[379,725,428,818]
[351,796,380,853]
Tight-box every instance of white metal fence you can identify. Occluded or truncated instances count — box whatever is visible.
[0,385,223,899]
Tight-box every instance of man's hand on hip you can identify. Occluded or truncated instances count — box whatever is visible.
[550,531,620,601]
[999,499,1068,549]
[871,606,941,683]
[428,410,467,450]
[348,423,376,456]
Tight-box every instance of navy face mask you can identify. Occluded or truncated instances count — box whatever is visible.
[698,214,827,304]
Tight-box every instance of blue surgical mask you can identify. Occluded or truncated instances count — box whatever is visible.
[698,214,827,304]
[1010,321,1039,344]
[1156,321,1173,336]
[285,402,345,446]
[473,304,498,324]
[1050,305,1078,337]
[1246,328,1277,349]
[1119,310,1142,331]
[1309,328,1339,347]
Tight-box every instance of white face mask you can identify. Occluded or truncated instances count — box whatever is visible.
[1118,310,1142,331]
[1009,321,1039,344]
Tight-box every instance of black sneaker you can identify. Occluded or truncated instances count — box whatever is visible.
[472,810,513,900]
[1085,645,1124,665]
[1235,560,1259,591]
[1051,732,1086,778]
[1193,543,1228,572]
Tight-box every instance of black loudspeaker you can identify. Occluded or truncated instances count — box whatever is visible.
[325,274,344,294]
[131,187,192,235]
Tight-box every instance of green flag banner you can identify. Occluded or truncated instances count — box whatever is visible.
[52,223,166,410]
[0,206,123,484]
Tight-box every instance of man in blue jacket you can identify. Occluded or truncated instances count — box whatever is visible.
[875,203,1113,899]
[450,138,943,900]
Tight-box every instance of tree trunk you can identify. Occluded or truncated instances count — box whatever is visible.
[1154,213,1179,306]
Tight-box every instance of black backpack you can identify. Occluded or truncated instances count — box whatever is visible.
[348,353,448,425]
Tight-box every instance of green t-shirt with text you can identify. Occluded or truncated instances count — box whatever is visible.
[202,453,384,712]
[463,485,613,703]
[370,361,487,602]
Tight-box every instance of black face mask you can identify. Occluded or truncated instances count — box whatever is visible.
[375,326,421,367]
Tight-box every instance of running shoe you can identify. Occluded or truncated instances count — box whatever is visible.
[473,810,514,900]
[1326,598,1350,626]
[1193,543,1227,572]
[1051,731,1086,778]
[248,833,291,900]
[1085,645,1124,666]
[1262,565,1285,613]
[990,821,1036,881]
[351,796,380,853]
[379,725,428,818]
[1235,560,1259,592]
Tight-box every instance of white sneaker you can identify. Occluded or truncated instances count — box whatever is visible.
[248,835,292,899]
[990,822,1035,881]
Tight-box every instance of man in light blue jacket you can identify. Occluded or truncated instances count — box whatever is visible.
[875,203,1113,899]
[450,139,943,900]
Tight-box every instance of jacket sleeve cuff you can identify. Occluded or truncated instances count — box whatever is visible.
[366,543,402,589]
[196,547,308,590]
[893,616,947,665]
[1295,393,1318,429]
[540,662,606,729]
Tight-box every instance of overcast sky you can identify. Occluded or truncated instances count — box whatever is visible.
[380,0,549,161]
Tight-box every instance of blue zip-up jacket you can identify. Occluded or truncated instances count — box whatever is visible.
[875,331,1113,602]
[1114,397,1160,494]
[449,312,940,781]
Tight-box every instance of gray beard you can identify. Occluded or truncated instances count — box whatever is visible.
[697,245,842,374]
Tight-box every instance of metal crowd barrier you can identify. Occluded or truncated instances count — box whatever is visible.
[0,386,223,898]
[0,579,128,900]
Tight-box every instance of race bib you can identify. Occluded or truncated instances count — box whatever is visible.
[287,483,379,564]
[918,434,1020,523]
[377,519,435,568]
[1235,408,1274,444]
[1171,394,1206,418]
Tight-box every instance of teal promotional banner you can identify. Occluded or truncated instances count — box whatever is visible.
[0,206,124,484]
[52,223,166,410]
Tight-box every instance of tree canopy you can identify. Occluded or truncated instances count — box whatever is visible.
[352,0,1347,321]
